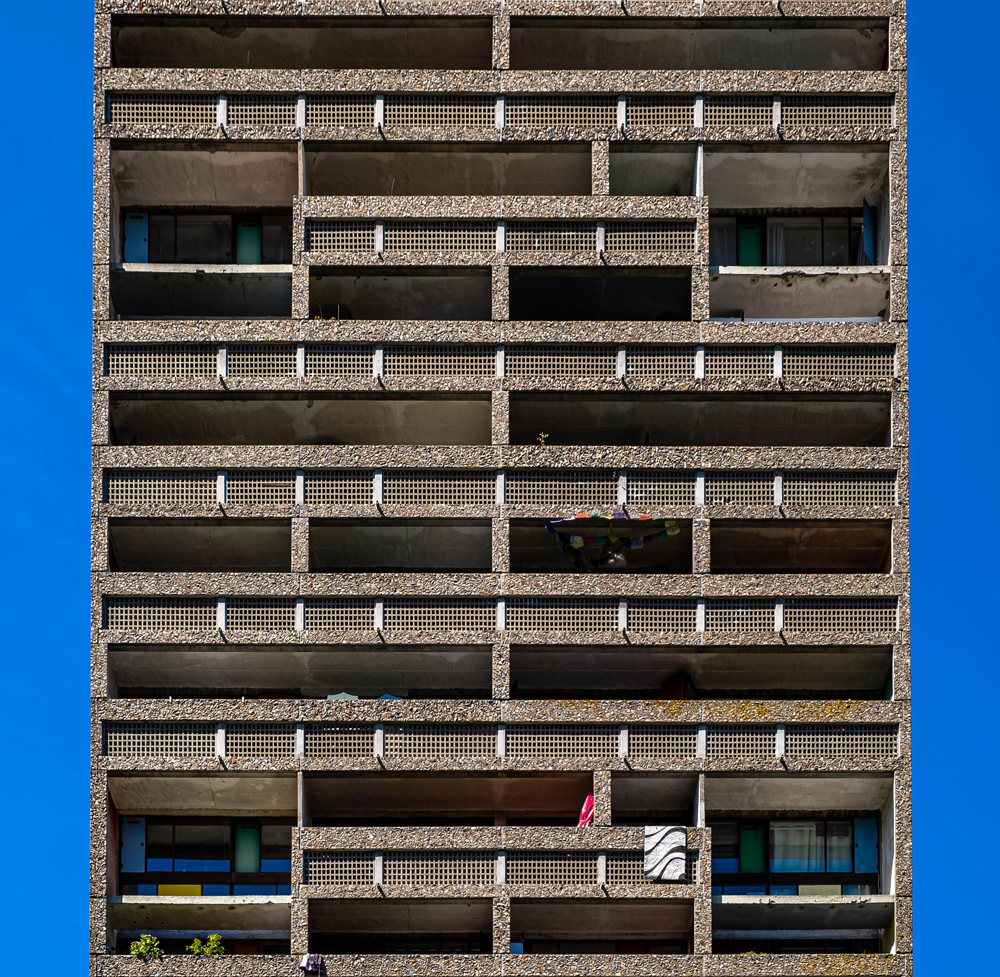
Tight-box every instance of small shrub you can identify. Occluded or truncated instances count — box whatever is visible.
[187,934,225,956]
[129,934,164,958]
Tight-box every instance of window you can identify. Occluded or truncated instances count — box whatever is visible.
[707,816,879,895]
[125,211,292,264]
[119,817,293,896]
[710,214,866,267]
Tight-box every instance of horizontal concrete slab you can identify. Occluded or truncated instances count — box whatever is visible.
[712,894,894,930]
[109,774,298,816]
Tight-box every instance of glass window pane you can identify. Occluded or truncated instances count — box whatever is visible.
[174,824,231,872]
[262,216,293,264]
[709,821,739,873]
[176,215,232,263]
[770,821,826,872]
[709,218,737,266]
[826,821,853,872]
[202,884,231,896]
[770,884,797,895]
[723,885,766,895]
[823,217,850,265]
[234,884,277,895]
[261,824,293,872]
[767,216,822,266]
[147,215,175,263]
[146,822,173,871]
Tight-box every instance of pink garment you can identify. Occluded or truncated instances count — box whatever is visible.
[577,794,595,827]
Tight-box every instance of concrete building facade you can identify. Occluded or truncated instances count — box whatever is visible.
[92,2,909,974]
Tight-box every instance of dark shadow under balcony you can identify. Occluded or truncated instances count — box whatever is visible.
[310,519,492,572]
[511,645,893,701]
[509,267,691,322]
[310,267,492,320]
[710,519,892,574]
[509,393,891,447]
[109,392,493,446]
[109,644,494,699]
[511,518,692,573]
[108,518,291,572]
[305,772,593,827]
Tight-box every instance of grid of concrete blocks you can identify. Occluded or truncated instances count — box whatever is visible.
[92,2,909,974]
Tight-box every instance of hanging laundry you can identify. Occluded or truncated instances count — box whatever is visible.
[577,794,595,827]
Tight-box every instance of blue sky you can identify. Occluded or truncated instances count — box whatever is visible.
[0,1,990,970]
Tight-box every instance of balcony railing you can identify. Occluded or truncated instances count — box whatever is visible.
[102,721,899,760]
[106,91,895,131]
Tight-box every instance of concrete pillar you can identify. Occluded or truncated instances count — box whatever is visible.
[297,140,308,196]
[696,725,707,759]
[774,597,785,633]
[616,94,627,130]
[592,770,612,826]
[495,220,507,253]
[295,470,305,505]
[216,344,228,377]
[617,724,629,758]
[373,598,385,631]
[597,851,607,883]
[495,850,507,883]
[694,471,706,506]
[295,342,306,377]
[294,598,305,633]
[693,94,705,128]
[615,346,626,380]
[295,94,306,128]
[372,345,384,377]
[495,469,506,504]
[496,723,507,757]
[216,93,227,127]
[291,517,310,573]
[215,722,226,758]
[694,345,706,379]
[696,598,706,633]
[493,517,510,573]
[773,471,783,506]
[617,598,628,632]
[374,94,384,129]
[773,344,783,378]
[373,723,385,758]
[694,142,705,198]
[294,723,305,757]
[494,95,506,129]
[496,597,507,631]
[692,518,711,574]
[216,470,227,504]
[216,597,227,631]
[772,93,782,129]
[495,345,505,378]
[595,221,606,253]
[372,468,384,504]
[492,389,510,445]
[373,851,384,883]
[591,140,610,195]
[492,893,511,955]
[374,221,385,253]
[616,470,628,506]
[775,724,786,757]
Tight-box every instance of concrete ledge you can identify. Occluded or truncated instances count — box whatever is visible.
[712,894,894,930]
[107,895,291,933]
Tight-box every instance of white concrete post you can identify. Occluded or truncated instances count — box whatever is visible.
[618,724,629,758]
[695,142,705,198]
[696,724,707,758]
[294,723,305,757]
[216,597,227,631]
[597,851,608,883]
[215,722,227,758]
[373,852,384,883]
[296,343,306,378]
[694,346,706,380]
[775,724,786,757]
[617,598,628,632]
[495,470,506,504]
[373,468,384,504]
[695,598,706,633]
[372,344,384,377]
[615,346,627,379]
[772,344,783,379]
[217,344,228,377]
[216,93,227,127]
[696,772,706,827]
[495,345,505,378]
[617,470,628,506]
[496,724,507,758]
[295,470,305,505]
[772,93,782,130]
[297,140,308,196]
[495,850,507,883]
[496,597,507,631]
[595,221,606,253]
[496,220,507,253]
[216,470,227,504]
[773,471,783,507]
[373,598,385,630]
[693,94,705,128]
[374,221,385,253]
[295,94,306,128]
[494,95,506,130]
[616,94,627,130]
[374,94,385,129]
[294,597,305,632]
[774,597,785,633]
[373,724,385,757]
[694,472,706,506]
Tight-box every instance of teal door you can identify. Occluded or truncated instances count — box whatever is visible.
[235,823,260,873]
[121,817,145,873]
[737,221,763,266]
[236,220,262,264]
[739,823,766,873]
[123,213,148,263]
[854,818,879,873]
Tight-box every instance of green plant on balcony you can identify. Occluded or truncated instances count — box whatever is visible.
[187,934,225,956]
[129,934,164,958]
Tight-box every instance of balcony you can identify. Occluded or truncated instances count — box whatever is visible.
[108,644,494,700]
[108,392,493,446]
